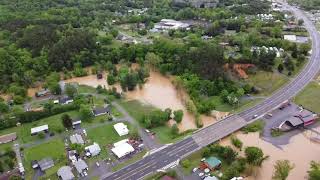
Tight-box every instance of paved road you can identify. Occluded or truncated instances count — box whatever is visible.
[102,3,320,180]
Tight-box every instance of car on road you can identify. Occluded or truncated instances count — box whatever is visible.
[96,162,100,167]
[253,114,258,119]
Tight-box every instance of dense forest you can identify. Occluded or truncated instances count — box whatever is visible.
[288,0,320,10]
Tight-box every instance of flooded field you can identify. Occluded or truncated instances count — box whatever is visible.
[125,71,198,131]
[62,68,219,131]
[220,131,320,180]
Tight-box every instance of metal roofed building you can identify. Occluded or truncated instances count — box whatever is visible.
[57,166,75,180]
[111,139,135,159]
[85,143,101,157]
[92,105,111,116]
[113,123,129,136]
[38,158,54,171]
[31,125,49,135]
[74,159,88,176]
[70,134,84,145]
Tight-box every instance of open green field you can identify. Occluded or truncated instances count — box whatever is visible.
[294,82,320,112]
[245,71,289,96]
[24,139,66,180]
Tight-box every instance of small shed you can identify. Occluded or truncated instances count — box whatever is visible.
[31,125,49,136]
[203,157,221,170]
[38,158,54,171]
[57,166,75,180]
[113,123,129,136]
[72,118,81,129]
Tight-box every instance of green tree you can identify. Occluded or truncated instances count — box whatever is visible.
[65,84,77,98]
[79,104,93,121]
[107,74,116,85]
[0,102,9,113]
[181,159,191,168]
[173,110,183,123]
[9,175,22,180]
[245,146,267,166]
[308,161,320,180]
[278,63,284,73]
[231,136,243,150]
[272,160,294,180]
[61,114,73,129]
[171,124,179,136]
[145,52,163,70]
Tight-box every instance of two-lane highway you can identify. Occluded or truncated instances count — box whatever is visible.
[103,3,320,180]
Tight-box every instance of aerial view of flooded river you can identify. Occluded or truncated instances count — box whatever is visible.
[221,131,320,180]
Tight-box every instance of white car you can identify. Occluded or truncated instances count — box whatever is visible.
[83,171,88,176]
[96,162,100,167]
[253,114,258,119]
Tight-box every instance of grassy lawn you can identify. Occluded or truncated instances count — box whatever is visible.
[245,71,289,96]
[86,122,131,161]
[152,126,194,144]
[181,149,204,174]
[111,149,147,171]
[0,110,118,144]
[23,139,66,180]
[117,100,155,121]
[0,142,13,153]
[214,96,262,113]
[0,111,78,144]
[294,82,320,112]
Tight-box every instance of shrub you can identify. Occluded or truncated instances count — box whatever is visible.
[173,110,183,123]
[231,136,243,150]
[241,120,265,133]
[181,159,191,168]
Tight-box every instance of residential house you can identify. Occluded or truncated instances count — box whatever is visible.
[114,123,129,136]
[200,157,221,171]
[38,158,54,171]
[85,143,101,157]
[74,159,88,177]
[70,134,84,145]
[31,125,49,136]
[92,105,111,117]
[57,166,75,180]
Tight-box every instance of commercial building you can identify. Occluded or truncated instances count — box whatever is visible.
[114,123,129,136]
[151,19,191,32]
[111,139,135,159]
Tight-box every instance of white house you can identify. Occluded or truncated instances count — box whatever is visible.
[31,125,49,135]
[111,139,135,159]
[85,143,101,157]
[113,123,129,136]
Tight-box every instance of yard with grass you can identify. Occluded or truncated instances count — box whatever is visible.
[245,71,289,96]
[294,82,320,112]
[86,122,132,160]
[23,139,66,180]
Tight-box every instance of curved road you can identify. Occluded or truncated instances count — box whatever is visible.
[102,3,320,180]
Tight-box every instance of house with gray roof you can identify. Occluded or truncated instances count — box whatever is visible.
[38,158,54,171]
[92,105,111,116]
[74,159,88,176]
[70,134,84,145]
[57,166,75,180]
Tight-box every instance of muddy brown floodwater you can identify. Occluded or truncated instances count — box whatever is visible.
[220,131,320,180]
[58,67,219,131]
[125,71,199,131]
